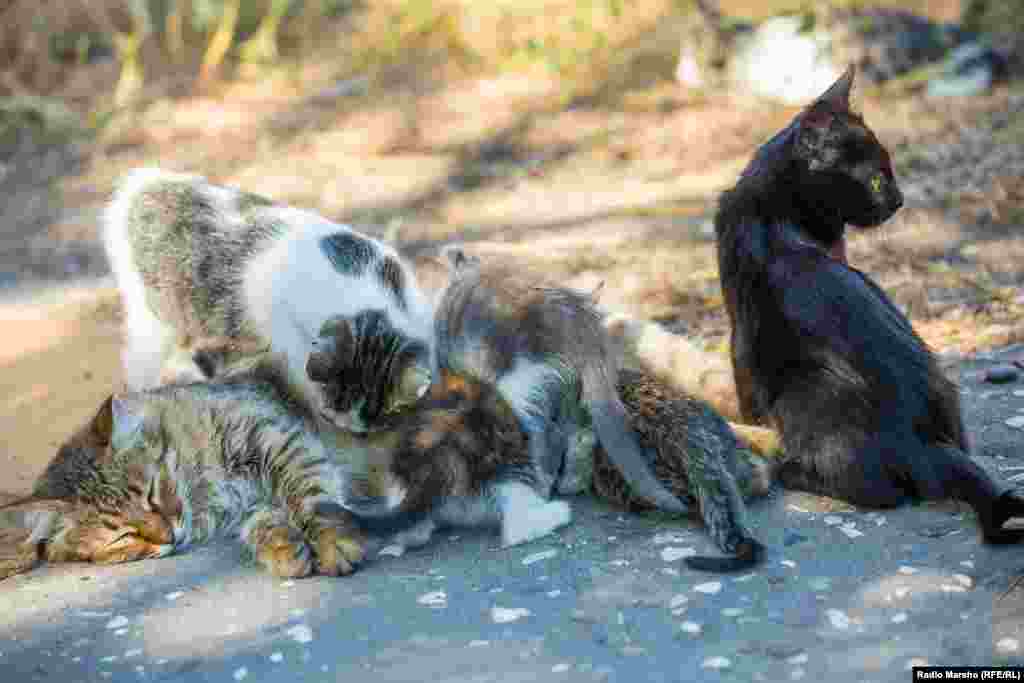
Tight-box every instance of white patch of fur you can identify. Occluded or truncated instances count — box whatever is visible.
[241,212,434,410]
[104,168,199,390]
[496,482,571,547]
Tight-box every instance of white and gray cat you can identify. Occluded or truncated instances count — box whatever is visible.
[104,168,434,434]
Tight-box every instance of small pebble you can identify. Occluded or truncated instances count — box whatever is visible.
[491,607,531,624]
[787,652,809,665]
[468,640,489,648]
[1006,416,1024,429]
[233,667,248,681]
[522,549,558,566]
[417,591,448,608]
[114,629,128,636]
[997,638,1020,654]
[823,515,843,526]
[826,609,851,630]
[891,612,908,624]
[780,559,797,568]
[694,581,723,595]
[661,547,696,562]
[985,366,1019,384]
[960,560,975,569]
[953,574,974,589]
[701,656,732,670]
[286,624,314,644]
[165,591,185,601]
[546,589,562,598]
[105,616,129,630]
[269,652,283,663]
[378,545,404,557]
[898,566,919,575]
[839,524,864,539]
[791,668,806,680]
[679,621,703,635]
[722,608,744,617]
[124,649,142,658]
[941,584,968,593]
[552,663,570,673]
[669,595,689,610]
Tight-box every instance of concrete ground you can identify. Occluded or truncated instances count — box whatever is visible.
[4,347,1024,683]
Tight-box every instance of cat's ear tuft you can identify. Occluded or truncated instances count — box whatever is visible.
[110,396,145,441]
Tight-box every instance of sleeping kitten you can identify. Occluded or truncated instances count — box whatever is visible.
[103,168,433,434]
[0,359,366,580]
[429,252,687,513]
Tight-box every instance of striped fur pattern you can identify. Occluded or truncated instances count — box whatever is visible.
[432,254,688,514]
[0,361,366,580]
[103,168,433,434]
[590,369,773,572]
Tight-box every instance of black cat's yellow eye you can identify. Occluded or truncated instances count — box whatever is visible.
[869,174,883,194]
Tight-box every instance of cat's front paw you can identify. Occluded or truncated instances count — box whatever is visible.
[254,526,315,579]
[313,526,367,576]
[307,501,367,576]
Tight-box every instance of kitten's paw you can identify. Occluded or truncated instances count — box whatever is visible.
[502,500,572,547]
[313,527,367,576]
[255,526,315,579]
[0,538,41,581]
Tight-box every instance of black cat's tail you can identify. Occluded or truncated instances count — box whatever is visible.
[684,538,765,573]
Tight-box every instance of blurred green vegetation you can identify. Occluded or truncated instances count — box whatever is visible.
[0,0,977,148]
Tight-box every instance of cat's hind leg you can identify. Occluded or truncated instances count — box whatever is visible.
[496,481,571,547]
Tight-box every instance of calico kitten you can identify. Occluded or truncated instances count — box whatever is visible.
[104,168,433,434]
[0,360,366,580]
[715,65,1024,542]
[342,367,573,549]
[429,253,687,513]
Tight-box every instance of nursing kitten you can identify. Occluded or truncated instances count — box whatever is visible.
[104,168,433,434]
[319,317,771,571]
[715,65,1024,542]
[0,359,366,580]
[430,253,687,513]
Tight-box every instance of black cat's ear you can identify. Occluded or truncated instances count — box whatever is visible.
[89,396,116,446]
[307,316,356,382]
[807,64,855,118]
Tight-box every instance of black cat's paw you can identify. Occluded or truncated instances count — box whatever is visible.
[981,490,1024,544]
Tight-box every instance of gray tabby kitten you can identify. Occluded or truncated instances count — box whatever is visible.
[0,359,366,580]
[430,250,687,513]
[104,168,433,434]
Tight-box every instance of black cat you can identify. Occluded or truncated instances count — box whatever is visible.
[715,65,1024,543]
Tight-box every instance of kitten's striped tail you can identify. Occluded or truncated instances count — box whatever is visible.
[583,363,690,514]
[684,538,765,573]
